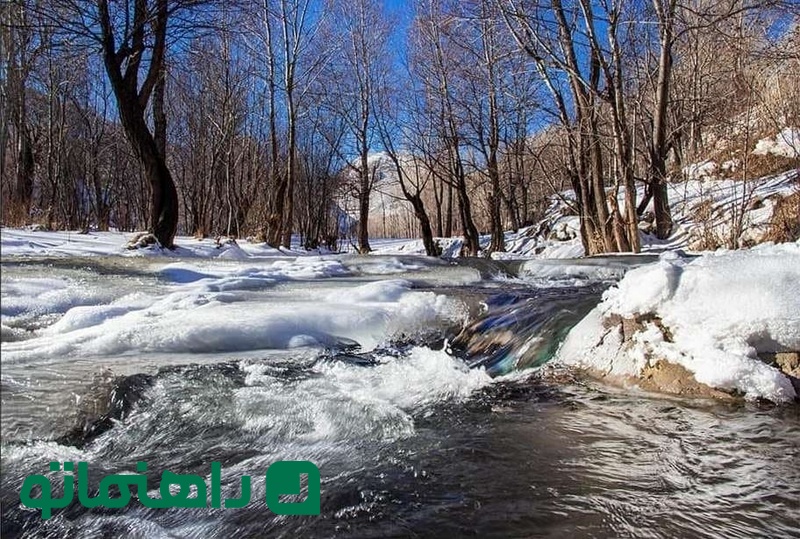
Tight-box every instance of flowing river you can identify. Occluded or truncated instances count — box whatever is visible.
[1,255,798,538]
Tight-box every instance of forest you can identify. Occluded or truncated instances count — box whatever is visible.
[1,0,798,255]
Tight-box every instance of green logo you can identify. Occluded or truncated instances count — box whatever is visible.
[19,461,321,519]
[266,460,321,515]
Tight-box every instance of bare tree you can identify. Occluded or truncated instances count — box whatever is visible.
[374,66,440,256]
[2,1,38,222]
[455,0,509,253]
[412,0,481,256]
[647,0,679,239]
[325,0,392,253]
[94,0,180,247]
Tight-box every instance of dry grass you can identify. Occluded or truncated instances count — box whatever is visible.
[689,198,723,250]
[764,190,800,243]
[1,203,31,228]
[742,154,799,182]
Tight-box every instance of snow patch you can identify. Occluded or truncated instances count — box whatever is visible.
[325,280,411,303]
[753,128,800,158]
[0,229,336,259]
[683,160,718,180]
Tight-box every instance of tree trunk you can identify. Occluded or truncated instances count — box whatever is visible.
[9,55,34,222]
[445,183,453,237]
[650,0,677,239]
[409,194,437,256]
[14,123,35,221]
[488,167,505,253]
[433,177,444,237]
[652,181,671,238]
[264,0,284,246]
[281,139,295,248]
[456,178,480,256]
[357,176,371,254]
[153,66,167,160]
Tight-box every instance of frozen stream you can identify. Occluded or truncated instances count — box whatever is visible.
[1,254,798,538]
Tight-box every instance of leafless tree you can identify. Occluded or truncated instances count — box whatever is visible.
[324,0,393,253]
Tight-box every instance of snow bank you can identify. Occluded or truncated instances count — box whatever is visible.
[1,273,136,329]
[363,237,465,258]
[156,258,350,290]
[325,279,411,303]
[557,243,800,402]
[364,168,797,260]
[365,218,585,261]
[651,169,799,251]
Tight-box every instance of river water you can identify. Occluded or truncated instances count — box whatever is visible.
[1,255,798,538]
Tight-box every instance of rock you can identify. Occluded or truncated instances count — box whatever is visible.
[57,372,155,449]
[576,363,738,402]
[583,313,800,403]
[215,236,237,248]
[748,197,765,211]
[548,221,578,241]
[638,212,656,235]
[603,313,672,342]
[775,352,800,377]
[638,221,656,235]
[759,351,800,395]
[126,231,159,249]
[639,361,737,401]
[1,324,28,343]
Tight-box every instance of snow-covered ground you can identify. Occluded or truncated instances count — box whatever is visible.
[556,242,800,403]
[659,169,798,250]
[0,228,336,259]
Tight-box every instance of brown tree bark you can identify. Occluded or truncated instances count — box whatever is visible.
[356,151,372,253]
[13,124,35,220]
[412,194,438,256]
[264,0,285,247]
[97,0,178,247]
[649,0,677,239]
[5,5,35,223]
[453,152,480,256]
